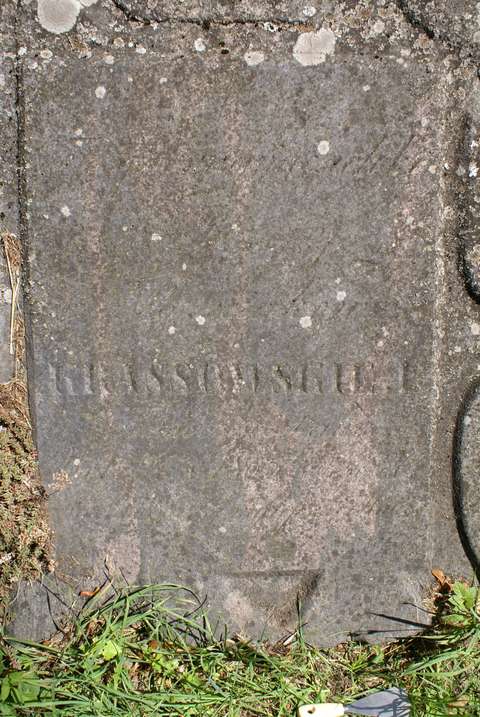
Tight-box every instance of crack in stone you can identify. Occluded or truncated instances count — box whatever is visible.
[394,0,480,60]
[394,0,435,40]
[453,381,480,579]
[110,0,312,29]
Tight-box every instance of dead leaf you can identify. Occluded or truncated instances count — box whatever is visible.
[79,587,100,597]
[448,698,468,708]
[432,568,452,588]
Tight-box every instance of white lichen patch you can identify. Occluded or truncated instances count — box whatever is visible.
[168,326,176,335]
[303,6,317,17]
[372,19,385,34]
[194,38,207,52]
[336,290,347,302]
[299,315,312,328]
[293,28,336,66]
[244,50,265,66]
[195,315,206,325]
[37,0,97,34]
[151,233,162,241]
[95,85,106,99]
[37,0,80,34]
[60,205,71,217]
[317,140,330,155]
[104,54,115,65]
[471,321,480,336]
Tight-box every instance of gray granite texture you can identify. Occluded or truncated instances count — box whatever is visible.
[4,0,480,644]
[0,1,17,383]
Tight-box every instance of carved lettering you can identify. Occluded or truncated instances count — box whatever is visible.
[45,356,414,400]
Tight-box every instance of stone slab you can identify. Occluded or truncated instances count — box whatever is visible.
[9,1,480,642]
[0,2,18,384]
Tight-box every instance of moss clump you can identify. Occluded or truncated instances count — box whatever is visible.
[0,382,50,606]
[0,231,50,609]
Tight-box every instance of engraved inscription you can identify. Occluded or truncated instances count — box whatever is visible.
[45,358,412,399]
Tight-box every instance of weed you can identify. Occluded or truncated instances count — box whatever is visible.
[0,578,478,716]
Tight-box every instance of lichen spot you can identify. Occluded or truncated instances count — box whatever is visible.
[293,28,336,66]
[303,6,317,17]
[336,290,346,302]
[194,38,206,52]
[37,0,81,34]
[37,0,97,34]
[299,315,312,329]
[95,85,106,99]
[195,315,206,326]
[244,50,265,66]
[372,19,385,35]
[168,326,176,335]
[317,140,330,155]
[60,205,71,217]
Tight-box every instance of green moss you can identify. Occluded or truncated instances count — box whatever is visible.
[0,383,50,607]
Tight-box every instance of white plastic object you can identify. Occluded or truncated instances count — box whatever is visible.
[298,704,345,717]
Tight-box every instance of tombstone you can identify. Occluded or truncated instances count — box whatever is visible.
[6,0,480,643]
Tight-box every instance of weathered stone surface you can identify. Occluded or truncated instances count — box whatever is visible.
[7,1,480,642]
[109,0,314,23]
[396,0,480,58]
[0,3,19,382]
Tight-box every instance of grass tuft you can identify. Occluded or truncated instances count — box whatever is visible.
[0,578,478,716]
